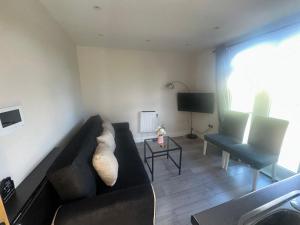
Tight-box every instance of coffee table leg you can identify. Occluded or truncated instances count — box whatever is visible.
[152,152,154,181]
[167,138,169,159]
[144,141,146,162]
[179,148,182,175]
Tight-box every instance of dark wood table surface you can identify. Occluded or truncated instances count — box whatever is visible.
[191,174,300,225]
[5,147,61,224]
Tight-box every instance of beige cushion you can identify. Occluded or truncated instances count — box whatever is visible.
[103,120,115,138]
[97,129,116,152]
[92,144,118,186]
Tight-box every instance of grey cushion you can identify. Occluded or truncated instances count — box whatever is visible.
[225,144,278,169]
[220,111,249,142]
[205,133,240,149]
[248,116,289,155]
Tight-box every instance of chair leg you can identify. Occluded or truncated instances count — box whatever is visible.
[272,163,276,182]
[221,151,230,170]
[224,152,230,171]
[221,151,226,169]
[252,169,259,192]
[203,141,208,156]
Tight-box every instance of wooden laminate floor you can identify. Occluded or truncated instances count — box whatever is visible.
[136,137,273,225]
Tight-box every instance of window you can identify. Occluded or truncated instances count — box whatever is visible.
[228,33,300,173]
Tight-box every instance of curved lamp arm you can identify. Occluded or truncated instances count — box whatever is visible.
[165,80,198,138]
[165,81,190,91]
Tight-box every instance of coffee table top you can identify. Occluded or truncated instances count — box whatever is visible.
[144,136,181,153]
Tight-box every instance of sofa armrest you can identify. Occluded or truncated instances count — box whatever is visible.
[54,184,155,225]
[113,122,130,132]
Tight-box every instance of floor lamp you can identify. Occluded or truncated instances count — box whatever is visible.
[165,81,198,139]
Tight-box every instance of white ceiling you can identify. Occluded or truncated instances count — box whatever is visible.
[40,0,300,52]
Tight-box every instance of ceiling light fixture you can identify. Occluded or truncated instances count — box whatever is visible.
[145,39,151,42]
[98,33,104,37]
[213,26,220,30]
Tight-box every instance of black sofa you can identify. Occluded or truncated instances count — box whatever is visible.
[46,115,155,225]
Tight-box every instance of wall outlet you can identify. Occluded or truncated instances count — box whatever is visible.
[208,124,213,128]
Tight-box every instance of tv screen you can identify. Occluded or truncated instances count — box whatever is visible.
[177,93,214,113]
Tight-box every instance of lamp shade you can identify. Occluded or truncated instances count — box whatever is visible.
[165,82,175,89]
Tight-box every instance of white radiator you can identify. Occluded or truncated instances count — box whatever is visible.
[139,111,158,133]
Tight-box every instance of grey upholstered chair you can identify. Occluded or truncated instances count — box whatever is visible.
[225,116,289,191]
[203,111,249,170]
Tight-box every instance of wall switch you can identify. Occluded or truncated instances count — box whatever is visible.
[208,124,213,128]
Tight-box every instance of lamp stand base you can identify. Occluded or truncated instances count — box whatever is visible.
[186,133,198,139]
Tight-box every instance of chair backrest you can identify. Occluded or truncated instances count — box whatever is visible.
[220,111,249,142]
[248,116,289,155]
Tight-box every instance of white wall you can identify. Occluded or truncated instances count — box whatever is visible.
[191,49,219,137]
[0,0,83,185]
[77,47,194,142]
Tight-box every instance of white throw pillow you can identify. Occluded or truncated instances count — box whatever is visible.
[103,120,115,138]
[92,144,118,187]
[97,129,116,152]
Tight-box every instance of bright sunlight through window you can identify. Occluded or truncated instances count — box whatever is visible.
[228,34,300,173]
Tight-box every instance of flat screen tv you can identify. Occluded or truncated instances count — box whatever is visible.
[177,92,214,113]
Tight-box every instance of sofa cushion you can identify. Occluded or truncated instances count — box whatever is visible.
[103,120,115,138]
[96,130,150,194]
[112,122,130,133]
[93,143,119,187]
[97,129,116,152]
[47,115,103,202]
[49,115,103,170]
[48,160,97,202]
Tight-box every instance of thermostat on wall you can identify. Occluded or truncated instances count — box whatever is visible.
[0,106,24,135]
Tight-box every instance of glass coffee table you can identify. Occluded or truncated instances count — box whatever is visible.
[144,136,182,181]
